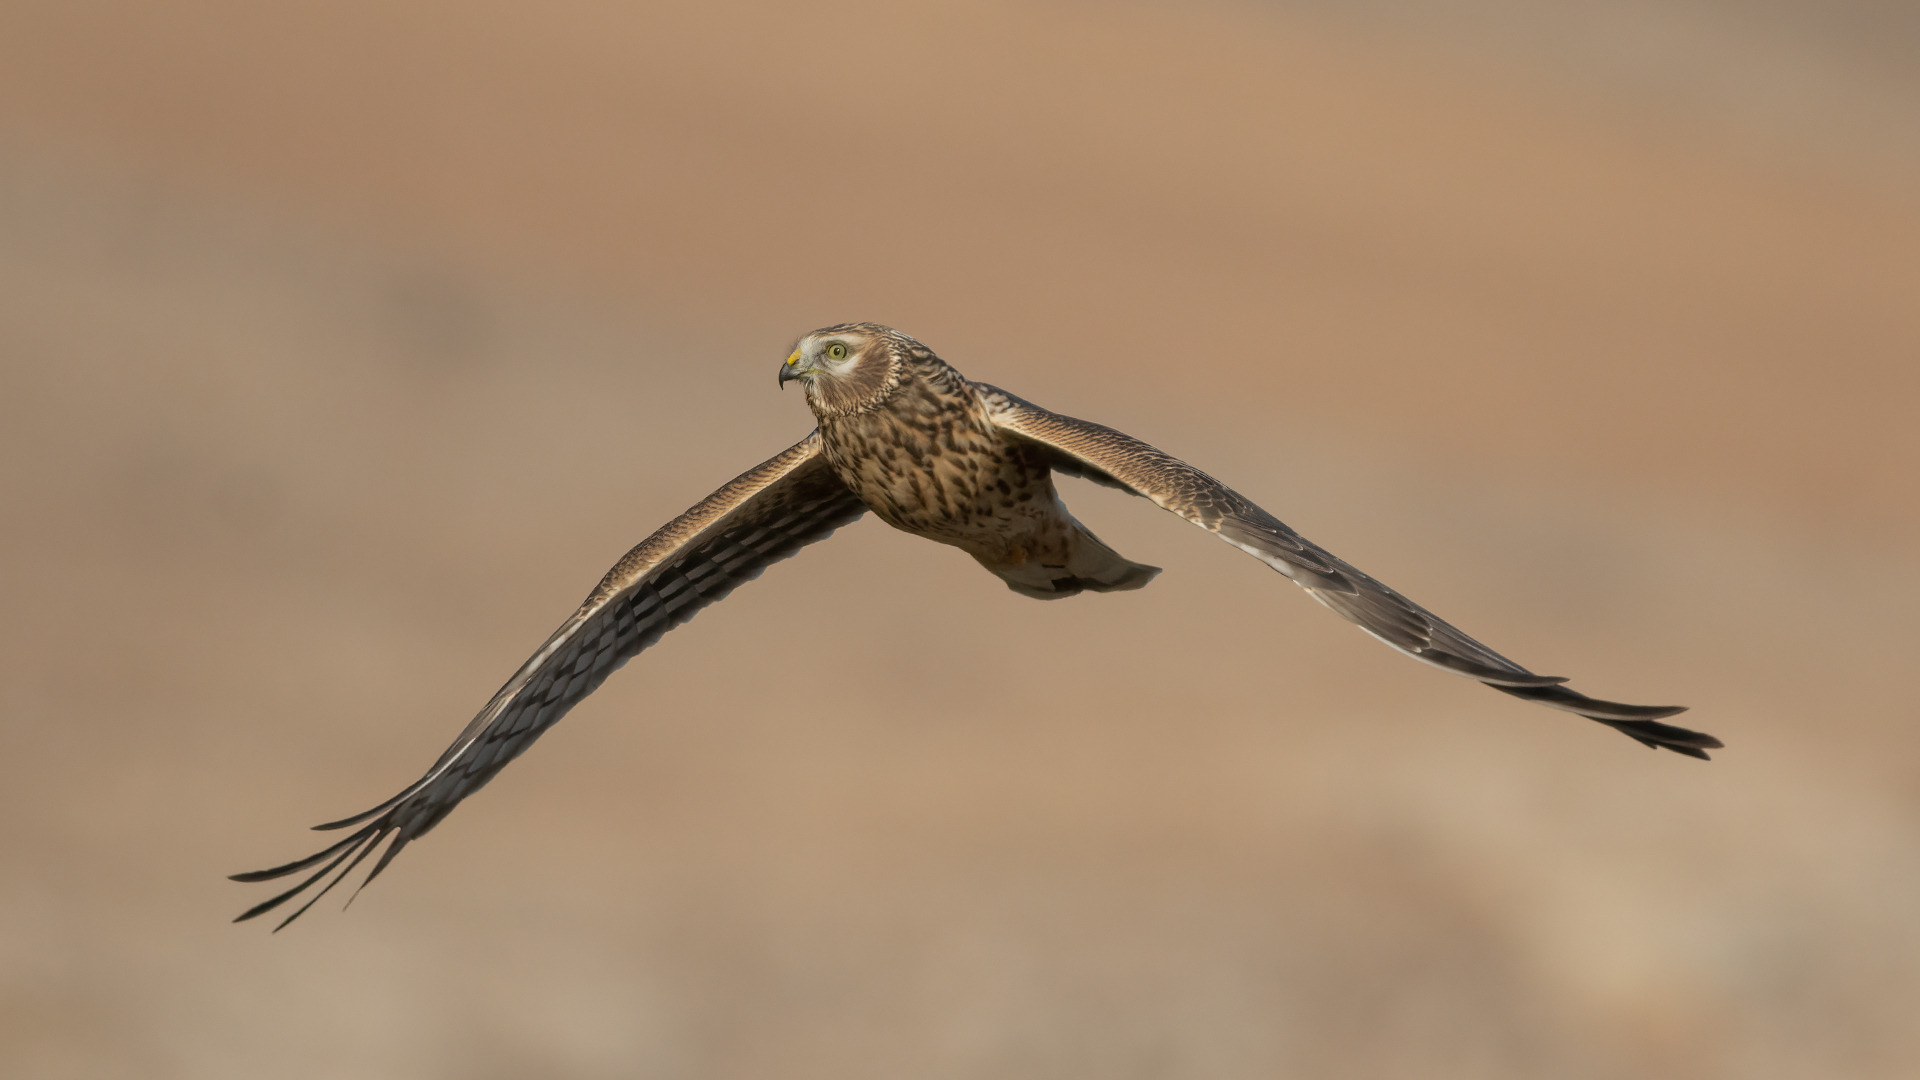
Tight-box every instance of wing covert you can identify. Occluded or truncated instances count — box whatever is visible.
[977,384,1720,759]
[233,432,866,928]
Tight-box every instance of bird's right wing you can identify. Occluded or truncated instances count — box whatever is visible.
[233,431,866,928]
[977,384,1720,759]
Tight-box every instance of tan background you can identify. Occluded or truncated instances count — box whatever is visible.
[2,1,1917,1077]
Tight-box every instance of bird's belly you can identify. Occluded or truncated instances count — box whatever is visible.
[830,431,1064,561]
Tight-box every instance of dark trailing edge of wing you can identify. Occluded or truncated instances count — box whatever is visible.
[1490,683,1720,758]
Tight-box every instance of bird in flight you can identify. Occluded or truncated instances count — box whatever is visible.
[234,323,1719,928]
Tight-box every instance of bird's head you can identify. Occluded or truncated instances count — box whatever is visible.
[778,323,917,418]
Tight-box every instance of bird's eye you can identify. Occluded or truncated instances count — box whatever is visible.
[825,343,848,361]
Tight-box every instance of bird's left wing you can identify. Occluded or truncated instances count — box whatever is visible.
[233,432,865,929]
[977,384,1721,759]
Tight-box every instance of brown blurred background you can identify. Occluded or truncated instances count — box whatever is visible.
[2,1,1917,1077]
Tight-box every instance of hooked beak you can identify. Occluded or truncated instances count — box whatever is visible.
[778,348,810,388]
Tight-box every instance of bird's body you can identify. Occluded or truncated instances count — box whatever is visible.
[235,322,1720,929]
[812,342,1157,598]
[816,357,1009,540]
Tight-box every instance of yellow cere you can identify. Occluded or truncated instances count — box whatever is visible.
[786,350,801,366]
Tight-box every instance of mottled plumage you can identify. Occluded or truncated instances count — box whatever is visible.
[235,322,1718,928]
[803,330,1156,599]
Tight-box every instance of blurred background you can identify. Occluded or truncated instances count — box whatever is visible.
[2,1,1916,1076]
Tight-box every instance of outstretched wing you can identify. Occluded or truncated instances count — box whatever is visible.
[233,432,866,928]
[978,384,1720,759]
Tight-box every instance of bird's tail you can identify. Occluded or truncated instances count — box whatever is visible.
[992,521,1161,600]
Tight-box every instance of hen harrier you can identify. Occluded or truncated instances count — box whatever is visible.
[235,323,1719,928]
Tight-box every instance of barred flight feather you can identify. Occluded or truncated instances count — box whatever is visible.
[232,434,865,928]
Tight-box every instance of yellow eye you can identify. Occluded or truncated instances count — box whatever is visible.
[826,343,848,361]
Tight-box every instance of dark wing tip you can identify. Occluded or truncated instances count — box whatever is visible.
[228,827,372,883]
[1604,716,1723,753]
[312,802,394,832]
[1644,740,1713,761]
[232,897,287,924]
[230,821,390,927]
[1493,683,1688,722]
[1592,700,1689,722]
[1490,683,1719,759]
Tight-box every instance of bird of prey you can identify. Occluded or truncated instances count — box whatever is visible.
[234,322,1719,928]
